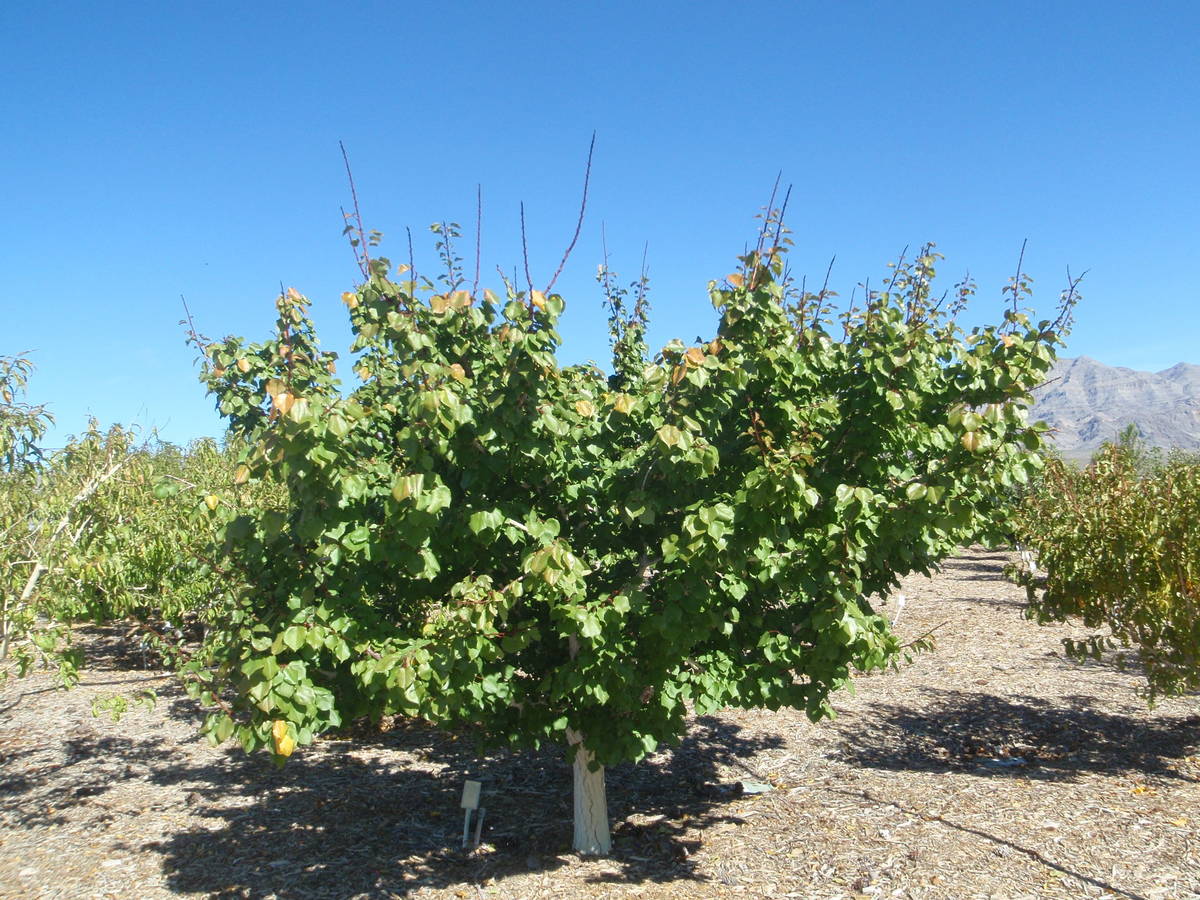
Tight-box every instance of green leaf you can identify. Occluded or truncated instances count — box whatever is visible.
[469,508,504,533]
[328,414,351,438]
[152,479,181,499]
[579,613,602,639]
[282,626,306,652]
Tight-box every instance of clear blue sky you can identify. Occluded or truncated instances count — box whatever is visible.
[3,1,1197,445]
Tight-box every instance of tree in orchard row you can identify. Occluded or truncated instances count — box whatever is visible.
[0,354,55,667]
[1013,432,1200,702]
[0,356,258,683]
[191,213,1074,855]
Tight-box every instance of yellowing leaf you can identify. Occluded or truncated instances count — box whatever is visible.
[448,363,467,381]
[656,424,685,448]
[272,719,296,757]
[575,399,595,417]
[264,378,286,399]
[286,287,302,300]
[612,393,635,414]
[1169,816,1189,827]
[450,290,471,308]
[395,263,411,274]
[685,347,706,366]
[274,392,295,415]
[212,366,227,378]
[342,291,359,309]
[961,432,981,453]
[530,290,546,310]
[233,465,250,485]
[204,494,219,511]
[392,473,424,502]
[356,366,371,381]
[483,289,498,304]
[430,294,449,313]
[236,358,251,373]
[727,273,745,287]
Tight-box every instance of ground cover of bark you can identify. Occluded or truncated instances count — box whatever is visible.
[1,547,1197,899]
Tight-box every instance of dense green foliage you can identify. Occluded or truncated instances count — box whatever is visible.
[0,354,57,674]
[0,355,52,472]
[0,358,260,682]
[192,229,1069,774]
[1013,436,1200,700]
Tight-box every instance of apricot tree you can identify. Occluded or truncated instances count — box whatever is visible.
[194,229,1071,854]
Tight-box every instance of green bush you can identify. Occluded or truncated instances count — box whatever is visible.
[1,361,278,681]
[1014,434,1200,701]
[192,220,1070,853]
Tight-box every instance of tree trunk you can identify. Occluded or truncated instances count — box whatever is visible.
[567,728,611,855]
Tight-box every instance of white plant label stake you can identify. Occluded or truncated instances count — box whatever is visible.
[461,780,482,849]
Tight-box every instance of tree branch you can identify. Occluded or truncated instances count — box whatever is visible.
[544,132,596,295]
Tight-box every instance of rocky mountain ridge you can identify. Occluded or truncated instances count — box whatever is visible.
[1029,356,1200,459]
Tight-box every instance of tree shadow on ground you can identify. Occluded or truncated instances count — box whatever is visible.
[831,687,1200,781]
[2,630,790,894]
[0,696,782,898]
[152,716,781,897]
[954,572,1024,588]
[0,682,223,830]
[67,622,177,671]
[939,549,1012,574]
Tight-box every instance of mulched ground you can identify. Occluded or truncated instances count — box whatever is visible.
[1,547,1197,900]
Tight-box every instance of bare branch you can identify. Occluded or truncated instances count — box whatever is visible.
[339,141,370,279]
[473,184,483,301]
[818,254,836,302]
[762,183,793,278]
[599,221,614,303]
[634,241,649,309]
[1010,238,1028,315]
[180,295,201,345]
[520,202,533,297]
[545,132,596,295]
[407,226,417,293]
[754,171,782,261]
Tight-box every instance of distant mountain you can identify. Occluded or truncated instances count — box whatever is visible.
[1029,356,1200,460]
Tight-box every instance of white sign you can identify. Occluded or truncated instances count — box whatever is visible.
[461,779,482,810]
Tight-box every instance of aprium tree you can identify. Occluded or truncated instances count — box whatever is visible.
[192,211,1074,855]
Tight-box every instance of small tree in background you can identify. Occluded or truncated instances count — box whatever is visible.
[1014,435,1200,702]
[193,214,1074,854]
[1,356,264,681]
[0,354,55,666]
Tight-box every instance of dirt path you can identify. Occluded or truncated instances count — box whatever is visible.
[1,548,1197,899]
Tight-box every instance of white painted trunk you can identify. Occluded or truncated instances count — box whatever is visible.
[567,729,611,855]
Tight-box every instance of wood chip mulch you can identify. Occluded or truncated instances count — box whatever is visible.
[1,547,1197,899]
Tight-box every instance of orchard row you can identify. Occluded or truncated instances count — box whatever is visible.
[6,216,1191,855]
